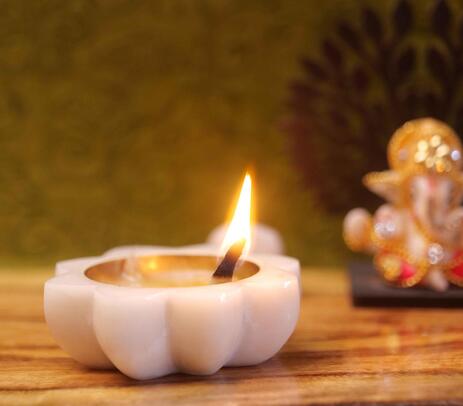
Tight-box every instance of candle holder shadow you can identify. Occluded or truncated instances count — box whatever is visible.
[44,248,300,380]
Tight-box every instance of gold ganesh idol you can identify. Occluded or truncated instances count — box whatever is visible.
[344,118,463,291]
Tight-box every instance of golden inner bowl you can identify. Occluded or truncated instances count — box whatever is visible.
[85,255,260,288]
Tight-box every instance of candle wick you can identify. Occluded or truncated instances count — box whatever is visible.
[213,239,246,279]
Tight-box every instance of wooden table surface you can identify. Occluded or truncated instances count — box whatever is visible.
[1,268,463,405]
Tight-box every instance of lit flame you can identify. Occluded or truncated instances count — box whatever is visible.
[220,173,252,258]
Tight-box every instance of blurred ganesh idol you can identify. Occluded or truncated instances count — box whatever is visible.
[344,118,463,291]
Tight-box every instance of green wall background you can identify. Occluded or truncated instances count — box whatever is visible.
[0,0,391,266]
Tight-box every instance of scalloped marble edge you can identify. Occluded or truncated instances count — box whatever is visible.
[44,245,300,380]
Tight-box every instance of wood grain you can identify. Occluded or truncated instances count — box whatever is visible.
[1,268,463,405]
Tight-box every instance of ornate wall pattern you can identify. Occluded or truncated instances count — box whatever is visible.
[0,0,346,265]
[4,0,446,265]
[288,0,463,212]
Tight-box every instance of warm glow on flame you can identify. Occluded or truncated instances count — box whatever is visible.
[220,173,252,258]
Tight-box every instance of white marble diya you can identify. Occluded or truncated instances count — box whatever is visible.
[44,174,300,380]
[44,246,300,380]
